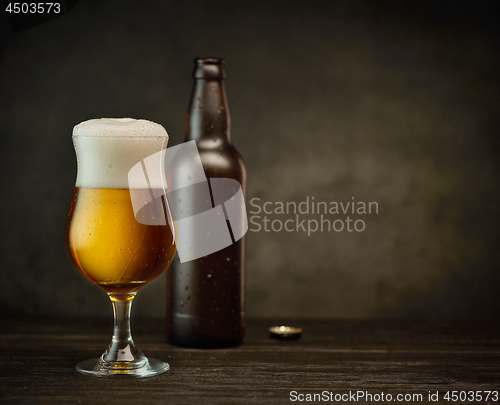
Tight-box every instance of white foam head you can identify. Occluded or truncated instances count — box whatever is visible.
[72,118,169,189]
[73,118,168,138]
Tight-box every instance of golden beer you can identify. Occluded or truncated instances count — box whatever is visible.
[66,187,175,294]
[67,117,175,377]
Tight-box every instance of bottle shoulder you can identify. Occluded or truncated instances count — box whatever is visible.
[188,141,245,184]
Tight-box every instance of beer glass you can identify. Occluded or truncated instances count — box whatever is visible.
[65,118,176,377]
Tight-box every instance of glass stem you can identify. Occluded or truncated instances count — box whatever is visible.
[101,293,145,366]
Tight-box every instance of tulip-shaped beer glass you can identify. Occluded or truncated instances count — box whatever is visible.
[65,118,176,377]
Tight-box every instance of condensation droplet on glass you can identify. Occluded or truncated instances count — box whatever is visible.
[207,273,212,278]
[226,257,230,261]
[179,301,184,307]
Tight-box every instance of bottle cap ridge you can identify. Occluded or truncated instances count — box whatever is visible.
[268,326,303,340]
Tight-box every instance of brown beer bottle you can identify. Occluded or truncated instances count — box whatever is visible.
[167,58,246,348]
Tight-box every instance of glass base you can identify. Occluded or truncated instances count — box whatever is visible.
[76,357,169,378]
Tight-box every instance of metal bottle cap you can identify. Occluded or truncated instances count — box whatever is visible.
[268,326,302,340]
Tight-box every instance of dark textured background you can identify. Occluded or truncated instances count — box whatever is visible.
[1,0,499,319]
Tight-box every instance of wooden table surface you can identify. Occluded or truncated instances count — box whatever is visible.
[0,318,499,404]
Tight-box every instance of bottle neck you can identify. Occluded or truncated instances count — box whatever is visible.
[185,78,231,143]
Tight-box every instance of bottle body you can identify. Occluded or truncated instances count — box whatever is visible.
[167,58,246,348]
